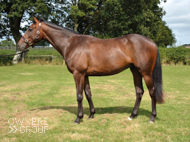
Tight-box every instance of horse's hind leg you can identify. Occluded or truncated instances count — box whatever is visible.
[84,76,95,118]
[143,74,157,123]
[128,66,144,120]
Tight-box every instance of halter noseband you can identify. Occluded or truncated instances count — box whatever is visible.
[22,22,41,47]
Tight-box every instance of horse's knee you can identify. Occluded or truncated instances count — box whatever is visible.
[77,94,83,102]
[136,87,144,99]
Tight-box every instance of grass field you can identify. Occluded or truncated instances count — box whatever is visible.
[0,49,60,56]
[0,65,189,141]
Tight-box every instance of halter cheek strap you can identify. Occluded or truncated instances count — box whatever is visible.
[22,22,41,47]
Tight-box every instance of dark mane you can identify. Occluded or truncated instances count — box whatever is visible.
[34,17,80,35]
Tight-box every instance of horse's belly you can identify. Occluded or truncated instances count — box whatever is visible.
[86,62,131,76]
[86,47,132,76]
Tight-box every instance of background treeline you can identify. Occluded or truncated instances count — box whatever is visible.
[1,0,175,47]
[0,47,190,66]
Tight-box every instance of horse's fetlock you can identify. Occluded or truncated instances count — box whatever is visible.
[152,112,157,117]
[91,108,95,114]
[78,113,83,118]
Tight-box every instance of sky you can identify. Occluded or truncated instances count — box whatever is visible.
[159,0,190,46]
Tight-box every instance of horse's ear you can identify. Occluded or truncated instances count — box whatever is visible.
[33,16,39,24]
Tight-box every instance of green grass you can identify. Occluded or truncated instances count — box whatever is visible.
[0,50,16,55]
[0,65,189,141]
[27,49,61,56]
[0,49,60,56]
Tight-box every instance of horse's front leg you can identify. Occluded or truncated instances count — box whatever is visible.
[73,71,85,124]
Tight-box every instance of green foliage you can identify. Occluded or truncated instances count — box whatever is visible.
[0,0,67,43]
[0,39,15,47]
[0,49,62,66]
[0,56,13,66]
[0,49,15,66]
[65,0,103,33]
[158,47,190,65]
[1,0,175,47]
[155,22,176,47]
[166,48,186,65]
[93,0,175,47]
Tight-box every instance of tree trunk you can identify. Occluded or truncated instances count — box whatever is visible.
[9,16,23,46]
[74,19,78,32]
[9,15,26,64]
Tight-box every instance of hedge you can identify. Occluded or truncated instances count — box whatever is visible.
[0,47,190,66]
[0,56,13,66]
[158,47,190,65]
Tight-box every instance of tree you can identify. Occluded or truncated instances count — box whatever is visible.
[64,0,105,34]
[1,0,174,47]
[0,0,67,44]
[0,0,104,42]
[88,0,175,47]
[0,0,45,44]
[155,21,176,47]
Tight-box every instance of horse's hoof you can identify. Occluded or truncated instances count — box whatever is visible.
[74,118,80,124]
[128,117,133,121]
[88,115,94,119]
[74,121,80,124]
[74,120,80,124]
[148,120,155,124]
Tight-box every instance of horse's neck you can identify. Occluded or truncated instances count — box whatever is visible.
[42,25,77,59]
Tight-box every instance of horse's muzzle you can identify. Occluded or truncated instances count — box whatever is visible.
[17,43,25,51]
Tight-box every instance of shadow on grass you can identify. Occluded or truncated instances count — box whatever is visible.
[31,106,152,119]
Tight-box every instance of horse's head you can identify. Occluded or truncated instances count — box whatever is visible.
[17,17,43,51]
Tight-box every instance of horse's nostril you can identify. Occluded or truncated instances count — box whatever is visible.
[16,44,22,51]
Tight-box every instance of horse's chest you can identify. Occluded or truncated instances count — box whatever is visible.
[65,59,88,74]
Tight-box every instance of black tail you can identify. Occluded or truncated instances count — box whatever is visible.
[153,49,164,104]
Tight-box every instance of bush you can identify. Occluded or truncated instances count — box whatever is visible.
[158,47,190,65]
[0,56,13,66]
[21,56,64,65]
[0,49,63,66]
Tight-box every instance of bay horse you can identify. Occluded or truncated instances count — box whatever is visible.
[17,17,164,124]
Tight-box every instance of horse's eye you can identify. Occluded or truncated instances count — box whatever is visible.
[28,28,33,31]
